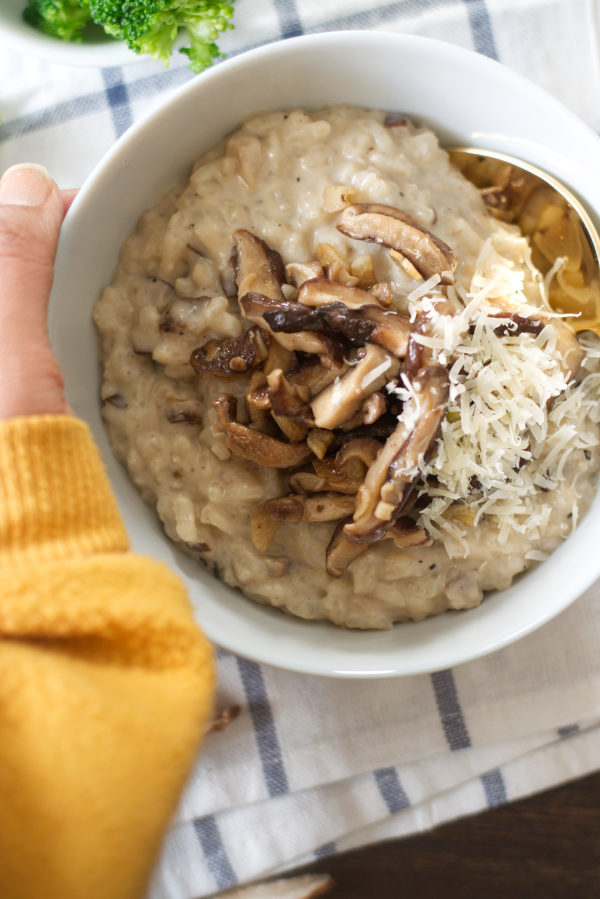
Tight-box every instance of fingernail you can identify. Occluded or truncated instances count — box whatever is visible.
[0,164,52,207]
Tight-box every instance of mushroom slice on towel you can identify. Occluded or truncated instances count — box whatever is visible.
[337,203,457,283]
[344,364,450,544]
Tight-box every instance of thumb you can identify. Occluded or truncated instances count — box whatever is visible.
[0,164,71,419]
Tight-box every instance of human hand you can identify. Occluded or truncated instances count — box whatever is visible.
[0,164,77,419]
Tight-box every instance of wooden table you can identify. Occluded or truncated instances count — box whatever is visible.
[296,770,600,897]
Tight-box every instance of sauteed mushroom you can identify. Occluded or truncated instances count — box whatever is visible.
[288,445,373,496]
[297,278,382,309]
[337,203,457,283]
[310,346,399,430]
[487,302,584,380]
[264,298,411,357]
[212,395,312,468]
[233,229,286,301]
[190,326,269,377]
[240,292,347,367]
[325,516,432,578]
[325,518,370,577]
[344,364,450,544]
[264,492,356,523]
[285,261,324,287]
[267,368,313,423]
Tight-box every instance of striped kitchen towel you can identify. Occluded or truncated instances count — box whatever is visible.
[151,592,600,897]
[2,1,600,897]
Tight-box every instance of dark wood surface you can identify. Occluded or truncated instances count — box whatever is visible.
[296,771,600,898]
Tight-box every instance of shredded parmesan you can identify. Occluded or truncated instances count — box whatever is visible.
[406,272,442,303]
[391,230,600,558]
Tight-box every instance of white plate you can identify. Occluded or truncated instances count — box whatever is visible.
[50,32,600,677]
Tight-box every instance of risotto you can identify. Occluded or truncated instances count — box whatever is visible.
[93,106,600,629]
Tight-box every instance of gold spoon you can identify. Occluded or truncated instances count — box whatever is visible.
[448,147,600,335]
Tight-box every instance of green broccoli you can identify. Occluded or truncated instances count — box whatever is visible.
[23,0,93,43]
[23,0,236,73]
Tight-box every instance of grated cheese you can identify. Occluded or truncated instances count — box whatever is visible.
[391,229,600,558]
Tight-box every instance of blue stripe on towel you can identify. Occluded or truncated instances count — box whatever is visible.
[314,841,337,858]
[374,767,411,813]
[463,0,499,58]
[308,0,457,33]
[480,768,508,807]
[431,669,472,750]
[0,92,107,143]
[0,66,193,144]
[275,0,305,39]
[101,68,133,137]
[193,815,237,890]
[558,723,580,738]
[236,657,290,797]
[432,668,508,808]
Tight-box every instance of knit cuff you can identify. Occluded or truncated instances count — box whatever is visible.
[0,415,129,567]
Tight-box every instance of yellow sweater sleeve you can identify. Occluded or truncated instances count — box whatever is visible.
[0,416,215,899]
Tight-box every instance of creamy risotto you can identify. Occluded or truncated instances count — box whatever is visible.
[93,106,600,629]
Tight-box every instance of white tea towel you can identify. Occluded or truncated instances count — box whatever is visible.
[1,1,600,897]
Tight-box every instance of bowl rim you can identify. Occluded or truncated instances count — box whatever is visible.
[52,30,600,677]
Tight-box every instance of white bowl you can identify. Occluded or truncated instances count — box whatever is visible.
[0,0,134,67]
[50,31,600,677]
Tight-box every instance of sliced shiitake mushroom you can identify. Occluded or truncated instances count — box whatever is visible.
[267,368,314,425]
[233,229,286,301]
[264,492,356,523]
[388,519,433,548]
[285,357,345,397]
[265,297,411,358]
[325,517,369,578]
[344,364,450,544]
[264,300,375,346]
[402,301,456,378]
[297,278,382,309]
[362,391,387,425]
[336,437,382,469]
[190,326,269,377]
[325,515,432,577]
[337,203,457,284]
[240,292,348,367]
[306,428,336,459]
[486,300,584,380]
[212,394,312,468]
[310,345,399,430]
[285,260,325,287]
[288,447,372,496]
[487,312,545,337]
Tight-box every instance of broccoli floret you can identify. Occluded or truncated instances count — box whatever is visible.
[23,0,235,73]
[88,0,235,72]
[23,0,92,42]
